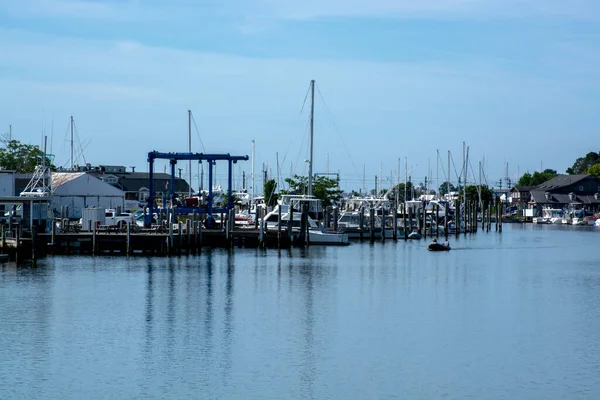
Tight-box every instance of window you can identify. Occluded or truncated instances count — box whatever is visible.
[579,185,584,191]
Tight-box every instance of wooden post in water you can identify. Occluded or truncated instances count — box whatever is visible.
[422,203,427,239]
[198,218,203,250]
[186,219,191,253]
[392,202,398,241]
[277,205,282,249]
[455,202,460,238]
[333,207,338,232]
[498,199,503,232]
[444,202,449,241]
[92,221,97,255]
[288,206,293,242]
[15,223,20,263]
[369,207,375,243]
[31,225,36,261]
[435,204,439,238]
[259,220,265,248]
[1,224,6,252]
[359,208,365,241]
[178,222,183,253]
[403,203,408,240]
[167,212,173,255]
[126,221,131,255]
[381,207,386,243]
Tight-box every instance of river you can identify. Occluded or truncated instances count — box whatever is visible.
[1,224,599,399]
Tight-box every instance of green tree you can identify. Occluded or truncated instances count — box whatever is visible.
[0,139,55,172]
[458,185,493,205]
[438,182,457,196]
[566,152,600,174]
[388,182,414,203]
[263,179,278,207]
[517,169,557,186]
[588,163,600,179]
[281,174,343,207]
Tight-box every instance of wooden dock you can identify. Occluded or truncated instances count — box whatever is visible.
[0,225,294,261]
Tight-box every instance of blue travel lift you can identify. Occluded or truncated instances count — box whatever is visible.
[145,151,249,227]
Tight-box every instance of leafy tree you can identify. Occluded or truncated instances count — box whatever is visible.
[588,163,600,179]
[458,185,493,205]
[388,182,414,203]
[516,169,557,186]
[438,182,457,196]
[281,174,343,207]
[263,179,278,207]
[0,139,55,172]
[566,152,600,175]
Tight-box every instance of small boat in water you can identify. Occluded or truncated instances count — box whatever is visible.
[428,239,451,251]
[408,231,422,240]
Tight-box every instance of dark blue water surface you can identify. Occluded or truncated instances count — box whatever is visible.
[1,224,599,399]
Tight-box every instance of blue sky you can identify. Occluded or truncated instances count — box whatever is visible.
[1,0,599,193]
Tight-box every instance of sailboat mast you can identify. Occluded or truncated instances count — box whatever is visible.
[308,79,315,197]
[251,139,255,200]
[70,116,74,170]
[447,150,450,198]
[188,109,192,197]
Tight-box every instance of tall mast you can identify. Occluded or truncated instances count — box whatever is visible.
[251,139,255,200]
[308,79,315,197]
[447,150,450,198]
[70,116,74,169]
[188,110,192,197]
[8,124,11,141]
[436,150,439,198]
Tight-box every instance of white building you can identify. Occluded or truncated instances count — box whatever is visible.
[51,172,125,218]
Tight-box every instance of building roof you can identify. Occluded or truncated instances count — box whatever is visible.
[512,185,533,192]
[88,171,191,193]
[52,172,87,188]
[534,174,590,190]
[529,190,600,205]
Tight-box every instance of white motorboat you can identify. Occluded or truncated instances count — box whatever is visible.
[262,205,349,245]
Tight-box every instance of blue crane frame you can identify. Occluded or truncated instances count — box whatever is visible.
[146,151,249,226]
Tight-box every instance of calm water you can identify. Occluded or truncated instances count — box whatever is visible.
[1,224,600,399]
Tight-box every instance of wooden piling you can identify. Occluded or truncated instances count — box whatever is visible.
[92,221,97,255]
[178,222,183,252]
[288,205,293,241]
[392,202,398,241]
[369,207,375,243]
[403,204,408,240]
[333,207,338,232]
[127,221,131,255]
[186,219,191,253]
[277,205,282,249]
[359,208,365,241]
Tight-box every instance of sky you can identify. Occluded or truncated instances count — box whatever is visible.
[1,0,599,193]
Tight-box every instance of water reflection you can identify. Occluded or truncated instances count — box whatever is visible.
[2,225,600,399]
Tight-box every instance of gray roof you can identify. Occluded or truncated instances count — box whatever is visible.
[534,174,590,190]
[529,190,600,205]
[92,172,192,193]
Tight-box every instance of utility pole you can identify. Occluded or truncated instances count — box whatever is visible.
[8,124,12,141]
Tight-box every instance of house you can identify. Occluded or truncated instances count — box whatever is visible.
[51,172,126,218]
[90,170,191,209]
[510,185,533,205]
[528,174,600,215]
